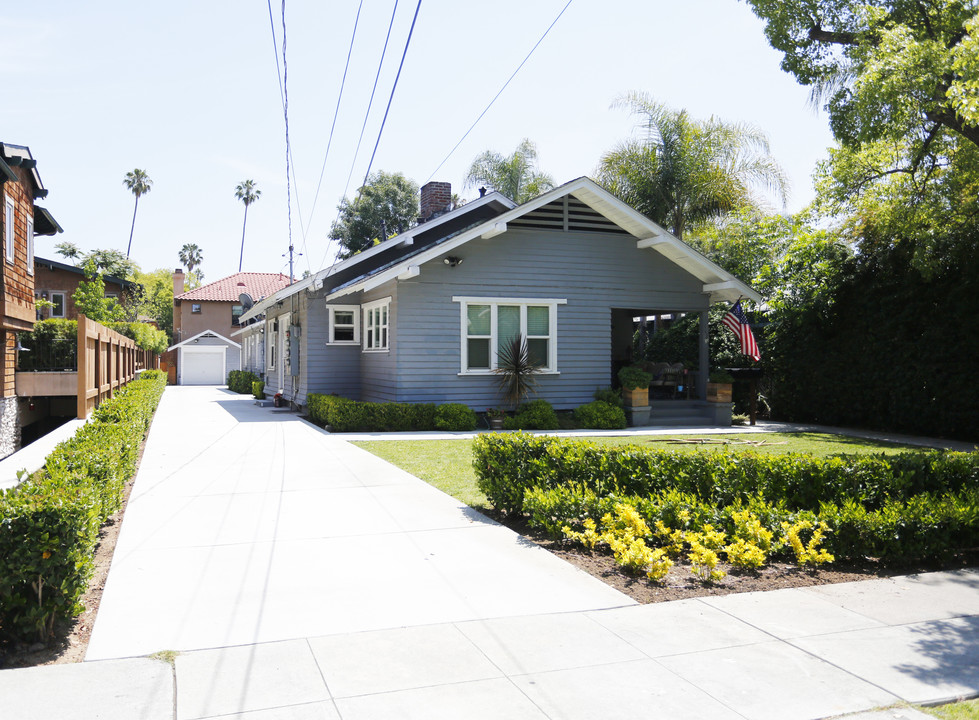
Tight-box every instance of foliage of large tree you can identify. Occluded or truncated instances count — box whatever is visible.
[131,267,175,339]
[598,93,788,240]
[54,244,138,280]
[235,180,261,272]
[464,139,555,204]
[73,260,127,324]
[742,0,979,151]
[329,171,419,259]
[123,168,152,258]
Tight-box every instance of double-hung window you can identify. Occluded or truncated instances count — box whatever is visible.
[4,195,14,264]
[362,298,390,351]
[454,297,565,374]
[327,305,359,344]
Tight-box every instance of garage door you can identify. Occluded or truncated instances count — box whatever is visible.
[181,347,226,385]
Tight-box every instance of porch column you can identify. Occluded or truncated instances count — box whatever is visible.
[698,309,709,400]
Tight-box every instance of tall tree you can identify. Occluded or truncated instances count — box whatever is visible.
[464,139,554,203]
[123,168,152,258]
[54,240,81,260]
[178,243,203,286]
[84,248,139,279]
[132,267,175,339]
[72,260,126,324]
[329,171,419,259]
[742,0,979,152]
[597,93,788,240]
[234,179,261,272]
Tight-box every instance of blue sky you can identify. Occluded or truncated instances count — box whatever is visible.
[1,1,834,282]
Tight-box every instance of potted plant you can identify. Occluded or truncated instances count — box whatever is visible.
[706,369,734,403]
[485,407,506,431]
[617,365,652,407]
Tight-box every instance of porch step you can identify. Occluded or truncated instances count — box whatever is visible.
[642,400,724,427]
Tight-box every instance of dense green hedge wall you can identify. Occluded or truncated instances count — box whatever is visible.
[0,370,166,642]
[766,241,979,440]
[472,434,979,562]
[227,370,261,394]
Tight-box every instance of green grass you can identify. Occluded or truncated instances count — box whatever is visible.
[354,432,923,510]
[356,440,489,510]
[924,698,979,719]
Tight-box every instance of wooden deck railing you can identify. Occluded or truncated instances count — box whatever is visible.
[76,314,142,419]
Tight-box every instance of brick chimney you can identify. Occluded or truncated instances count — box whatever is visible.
[419,181,451,223]
[173,268,185,296]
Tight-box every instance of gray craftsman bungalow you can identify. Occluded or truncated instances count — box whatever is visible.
[235,177,759,418]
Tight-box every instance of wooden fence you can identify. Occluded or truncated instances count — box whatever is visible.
[76,314,150,419]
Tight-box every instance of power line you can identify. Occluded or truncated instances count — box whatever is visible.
[362,0,423,187]
[303,0,365,239]
[280,0,295,282]
[318,0,401,270]
[425,0,573,184]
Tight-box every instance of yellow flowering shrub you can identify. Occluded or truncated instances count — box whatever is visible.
[783,520,835,567]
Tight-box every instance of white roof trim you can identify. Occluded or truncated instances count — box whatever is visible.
[238,190,516,324]
[167,329,241,351]
[326,177,760,305]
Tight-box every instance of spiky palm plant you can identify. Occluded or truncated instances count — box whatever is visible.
[123,168,152,257]
[493,334,543,410]
[464,139,555,204]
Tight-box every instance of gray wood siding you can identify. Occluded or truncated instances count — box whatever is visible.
[392,228,707,409]
[301,292,362,403]
[359,287,398,403]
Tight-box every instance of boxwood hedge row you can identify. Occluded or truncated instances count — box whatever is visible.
[473,433,979,563]
[0,370,166,643]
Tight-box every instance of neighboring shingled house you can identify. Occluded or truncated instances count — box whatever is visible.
[0,142,62,456]
[33,256,137,320]
[169,270,290,385]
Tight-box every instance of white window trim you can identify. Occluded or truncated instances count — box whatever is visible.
[26,215,33,275]
[453,296,566,375]
[267,318,278,371]
[50,291,66,318]
[4,195,14,264]
[327,304,360,345]
[362,297,391,353]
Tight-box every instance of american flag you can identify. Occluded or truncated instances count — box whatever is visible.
[722,301,760,361]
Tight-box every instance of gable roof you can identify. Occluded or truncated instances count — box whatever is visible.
[238,178,759,326]
[176,272,291,303]
[167,329,241,351]
[322,177,760,305]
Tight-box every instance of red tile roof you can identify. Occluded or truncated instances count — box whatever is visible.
[176,272,291,302]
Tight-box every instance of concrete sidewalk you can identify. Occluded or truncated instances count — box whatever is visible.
[1,386,977,719]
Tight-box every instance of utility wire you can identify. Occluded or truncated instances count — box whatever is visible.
[303,0,365,239]
[268,0,309,275]
[318,0,400,270]
[280,0,295,282]
[425,0,573,183]
[362,0,423,187]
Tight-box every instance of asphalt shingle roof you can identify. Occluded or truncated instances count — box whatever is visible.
[175,272,291,302]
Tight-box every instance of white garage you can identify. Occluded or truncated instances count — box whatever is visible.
[168,331,240,386]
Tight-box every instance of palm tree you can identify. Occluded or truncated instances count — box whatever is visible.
[234,180,261,272]
[123,168,152,257]
[179,243,203,285]
[597,93,788,240]
[464,139,554,204]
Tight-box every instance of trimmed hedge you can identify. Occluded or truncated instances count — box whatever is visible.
[502,399,560,431]
[472,433,979,563]
[573,401,627,429]
[227,370,261,394]
[306,394,437,432]
[434,404,478,431]
[0,370,166,642]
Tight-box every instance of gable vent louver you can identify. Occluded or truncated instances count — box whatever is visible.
[509,197,629,235]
